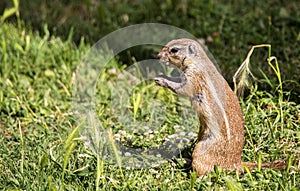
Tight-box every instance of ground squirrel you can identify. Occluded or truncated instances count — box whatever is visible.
[155,38,286,176]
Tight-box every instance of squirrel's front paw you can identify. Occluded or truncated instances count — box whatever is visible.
[154,76,168,88]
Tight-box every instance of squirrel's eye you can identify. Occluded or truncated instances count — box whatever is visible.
[170,47,179,53]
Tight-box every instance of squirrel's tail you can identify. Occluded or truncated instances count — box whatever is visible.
[242,160,287,171]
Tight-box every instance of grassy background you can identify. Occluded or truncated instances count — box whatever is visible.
[0,0,299,190]
[2,0,299,95]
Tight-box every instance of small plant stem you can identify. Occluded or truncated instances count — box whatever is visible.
[107,129,124,178]
[96,156,104,191]
[233,44,284,129]
[267,47,284,127]
[18,118,24,175]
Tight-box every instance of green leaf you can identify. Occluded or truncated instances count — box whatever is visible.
[39,153,49,169]
[62,142,76,180]
[13,0,19,8]
[1,8,17,23]
[224,176,243,191]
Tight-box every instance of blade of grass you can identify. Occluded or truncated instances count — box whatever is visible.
[233,44,270,96]
[96,155,104,191]
[233,44,284,130]
[258,153,262,172]
[132,92,141,120]
[62,142,76,181]
[107,128,123,178]
[243,165,253,181]
[18,118,24,175]
[62,121,84,182]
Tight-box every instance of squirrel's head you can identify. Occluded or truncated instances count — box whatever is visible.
[157,38,201,70]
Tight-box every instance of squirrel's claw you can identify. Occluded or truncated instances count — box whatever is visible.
[154,76,168,88]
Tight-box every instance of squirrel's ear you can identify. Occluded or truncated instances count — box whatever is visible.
[188,44,197,56]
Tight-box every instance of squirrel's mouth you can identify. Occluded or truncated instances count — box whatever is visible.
[157,51,174,67]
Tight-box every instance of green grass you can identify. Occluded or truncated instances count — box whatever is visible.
[0,14,299,191]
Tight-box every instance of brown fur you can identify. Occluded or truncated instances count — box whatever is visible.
[192,82,244,175]
[155,38,286,176]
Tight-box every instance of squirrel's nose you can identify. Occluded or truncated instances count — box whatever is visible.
[157,51,163,59]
